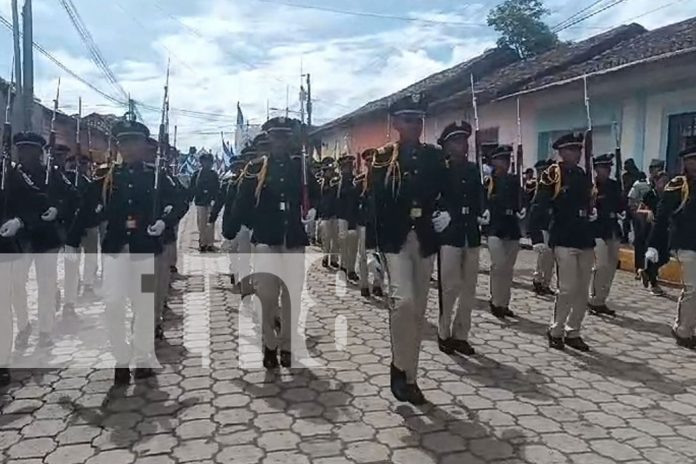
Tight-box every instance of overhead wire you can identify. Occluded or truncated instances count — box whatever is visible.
[553,0,631,33]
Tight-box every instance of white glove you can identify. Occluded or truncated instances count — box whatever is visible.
[147,220,166,237]
[533,243,550,253]
[618,211,627,221]
[302,208,317,224]
[645,247,659,264]
[589,208,598,222]
[41,206,58,222]
[477,210,491,226]
[163,205,174,215]
[432,211,451,233]
[0,218,22,238]
[541,230,550,245]
[516,208,527,220]
[64,246,80,263]
[95,204,103,214]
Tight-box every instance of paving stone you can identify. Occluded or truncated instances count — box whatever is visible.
[392,448,438,464]
[8,438,57,459]
[56,425,102,444]
[215,444,264,464]
[522,445,570,464]
[45,444,95,464]
[258,430,301,452]
[590,439,641,461]
[176,419,217,440]
[132,434,179,456]
[172,439,219,462]
[344,441,390,463]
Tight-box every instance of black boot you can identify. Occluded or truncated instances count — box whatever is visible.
[230,274,236,285]
[0,368,10,387]
[565,336,590,352]
[360,288,370,298]
[503,307,516,318]
[155,325,164,340]
[134,367,155,380]
[542,286,556,296]
[114,367,131,386]
[589,304,615,317]
[330,260,339,269]
[451,339,476,356]
[372,286,384,298]
[280,351,292,368]
[490,302,507,319]
[547,330,565,351]
[438,337,455,355]
[671,329,696,349]
[533,281,545,295]
[407,383,427,406]
[390,364,410,402]
[348,271,359,283]
[263,347,279,369]
[322,256,329,268]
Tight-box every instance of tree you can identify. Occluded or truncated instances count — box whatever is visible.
[487,0,559,59]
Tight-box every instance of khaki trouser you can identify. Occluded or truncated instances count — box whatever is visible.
[675,250,696,339]
[590,238,620,306]
[357,226,384,291]
[534,246,555,287]
[154,248,172,327]
[12,250,59,335]
[237,226,253,294]
[0,258,14,366]
[253,244,304,352]
[438,245,480,341]
[385,231,435,383]
[488,237,520,308]
[320,218,338,260]
[551,247,594,338]
[196,205,214,247]
[337,219,358,273]
[64,227,100,305]
[102,248,155,366]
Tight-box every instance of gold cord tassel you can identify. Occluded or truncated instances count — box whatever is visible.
[254,156,269,206]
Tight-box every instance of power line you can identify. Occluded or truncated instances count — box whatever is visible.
[553,0,630,33]
[551,0,609,31]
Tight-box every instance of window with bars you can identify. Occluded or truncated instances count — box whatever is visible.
[666,112,696,175]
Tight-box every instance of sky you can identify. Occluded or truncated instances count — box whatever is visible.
[1,0,695,151]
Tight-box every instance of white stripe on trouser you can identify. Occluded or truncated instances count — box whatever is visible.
[253,244,304,352]
[385,231,435,383]
[589,238,620,306]
[154,249,171,326]
[64,227,100,305]
[0,258,14,366]
[357,226,384,291]
[337,219,358,272]
[236,226,252,293]
[196,205,214,247]
[550,246,594,338]
[102,249,155,366]
[320,219,338,259]
[438,245,480,341]
[534,246,555,286]
[675,250,696,339]
[12,250,59,335]
[488,237,520,308]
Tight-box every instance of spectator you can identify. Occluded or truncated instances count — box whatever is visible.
[636,171,670,295]
[629,172,650,274]
[621,159,645,243]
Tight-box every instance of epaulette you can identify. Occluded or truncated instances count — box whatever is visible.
[376,143,394,156]
[373,144,394,168]
[243,157,265,179]
[665,176,686,192]
[539,163,562,199]
[483,175,494,198]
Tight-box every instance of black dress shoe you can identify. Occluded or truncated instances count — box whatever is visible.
[547,330,565,351]
[451,339,476,356]
[114,368,131,386]
[263,347,279,369]
[360,288,370,298]
[406,383,427,406]
[348,271,359,282]
[134,367,155,380]
[503,307,516,317]
[543,286,556,296]
[230,274,236,285]
[533,281,545,295]
[322,257,329,268]
[589,304,615,317]
[170,265,179,274]
[274,317,281,332]
[671,329,696,349]
[330,260,340,269]
[155,325,164,340]
[280,351,292,368]
[0,368,11,387]
[390,364,410,402]
[372,286,384,298]
[565,336,590,352]
[438,337,455,355]
[490,303,507,319]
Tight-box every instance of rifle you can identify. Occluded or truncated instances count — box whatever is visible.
[613,121,623,192]
[46,78,61,185]
[301,143,310,218]
[470,74,483,178]
[75,97,82,187]
[1,61,14,222]
[153,60,170,218]
[515,97,523,182]
[582,74,593,179]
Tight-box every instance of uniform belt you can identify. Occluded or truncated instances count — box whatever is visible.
[578,210,587,218]
[505,209,514,216]
[609,212,616,219]
[460,206,470,215]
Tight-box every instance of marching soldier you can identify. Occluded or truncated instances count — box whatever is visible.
[485,145,523,318]
[435,121,485,356]
[12,135,77,348]
[190,152,219,252]
[589,153,625,316]
[529,159,555,296]
[68,117,178,384]
[370,93,448,404]
[646,141,696,348]
[531,133,596,352]
[317,158,339,269]
[336,154,360,281]
[356,149,383,298]
[233,116,316,369]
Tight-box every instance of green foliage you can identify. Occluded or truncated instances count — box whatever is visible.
[487,0,560,58]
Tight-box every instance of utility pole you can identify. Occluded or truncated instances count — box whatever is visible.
[285,85,289,118]
[11,0,22,106]
[21,0,33,130]
[306,73,312,127]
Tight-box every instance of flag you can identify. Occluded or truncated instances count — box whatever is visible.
[236,102,244,128]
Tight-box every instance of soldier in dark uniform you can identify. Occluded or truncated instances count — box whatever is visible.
[12,134,77,348]
[336,154,360,281]
[317,158,339,268]
[530,159,555,296]
[435,121,485,356]
[646,141,696,348]
[485,144,523,319]
[0,133,49,386]
[190,152,220,252]
[356,149,384,298]
[588,153,625,317]
[68,117,179,384]
[636,171,669,296]
[531,133,596,352]
[233,116,316,369]
[370,93,449,404]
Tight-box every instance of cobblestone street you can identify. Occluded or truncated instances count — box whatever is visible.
[2,210,696,464]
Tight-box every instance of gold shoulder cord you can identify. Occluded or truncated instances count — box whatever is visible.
[371,143,401,198]
[667,176,690,214]
[101,164,116,206]
[254,156,269,206]
[540,163,562,199]
[483,175,494,199]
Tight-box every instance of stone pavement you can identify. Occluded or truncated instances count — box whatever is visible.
[2,210,696,464]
